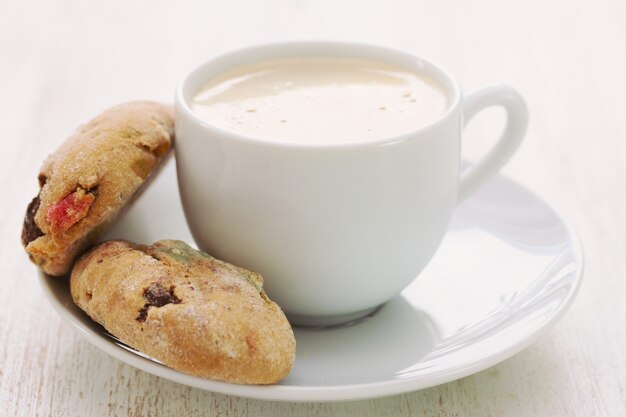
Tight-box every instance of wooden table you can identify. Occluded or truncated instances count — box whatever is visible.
[2,0,624,415]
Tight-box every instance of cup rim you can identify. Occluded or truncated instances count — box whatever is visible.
[175,41,462,149]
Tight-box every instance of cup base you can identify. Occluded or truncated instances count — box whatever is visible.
[287,304,383,328]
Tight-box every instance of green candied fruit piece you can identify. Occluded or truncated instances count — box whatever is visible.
[236,267,264,293]
[150,240,213,264]
[150,240,265,293]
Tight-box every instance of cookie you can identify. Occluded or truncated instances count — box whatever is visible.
[70,240,296,384]
[21,101,174,276]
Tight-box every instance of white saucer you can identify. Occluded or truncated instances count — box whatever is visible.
[39,157,583,402]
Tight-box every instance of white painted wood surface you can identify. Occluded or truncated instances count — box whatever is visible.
[1,0,625,415]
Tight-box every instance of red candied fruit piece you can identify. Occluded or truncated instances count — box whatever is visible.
[46,189,95,232]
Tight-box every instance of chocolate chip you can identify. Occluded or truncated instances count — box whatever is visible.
[144,283,181,306]
[136,283,181,323]
[21,194,44,246]
[86,185,99,197]
[136,307,149,323]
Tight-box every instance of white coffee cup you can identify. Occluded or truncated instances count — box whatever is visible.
[175,42,528,326]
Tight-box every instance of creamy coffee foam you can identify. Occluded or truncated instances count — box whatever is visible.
[191,57,448,144]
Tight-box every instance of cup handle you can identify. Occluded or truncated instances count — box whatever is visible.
[457,86,529,203]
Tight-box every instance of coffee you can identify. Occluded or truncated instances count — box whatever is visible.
[191,57,447,144]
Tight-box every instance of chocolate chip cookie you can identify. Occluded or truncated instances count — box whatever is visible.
[70,240,296,384]
[21,101,174,276]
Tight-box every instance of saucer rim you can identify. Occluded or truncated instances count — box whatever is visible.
[37,177,583,402]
